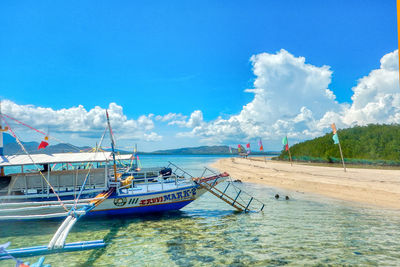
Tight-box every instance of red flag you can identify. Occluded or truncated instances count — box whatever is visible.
[38,141,49,150]
[260,145,264,151]
[285,144,289,151]
[246,143,250,148]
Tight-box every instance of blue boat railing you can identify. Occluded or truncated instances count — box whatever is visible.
[113,166,196,193]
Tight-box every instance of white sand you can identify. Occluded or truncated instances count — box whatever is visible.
[211,157,400,209]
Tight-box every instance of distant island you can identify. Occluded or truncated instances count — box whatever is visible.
[2,134,278,156]
[150,146,278,155]
[277,124,400,166]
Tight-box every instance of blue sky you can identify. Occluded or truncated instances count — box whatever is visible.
[0,1,398,151]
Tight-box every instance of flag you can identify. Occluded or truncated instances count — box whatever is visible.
[332,133,339,144]
[238,144,241,153]
[258,139,264,151]
[282,136,289,151]
[38,136,49,150]
[38,141,49,150]
[331,123,337,134]
[246,143,250,148]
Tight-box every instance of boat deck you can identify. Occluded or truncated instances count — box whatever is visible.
[117,180,195,196]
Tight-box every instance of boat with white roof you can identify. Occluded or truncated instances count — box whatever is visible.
[0,108,264,261]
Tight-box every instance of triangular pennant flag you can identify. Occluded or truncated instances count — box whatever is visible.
[282,136,289,150]
[258,139,264,151]
[332,133,339,144]
[331,123,337,134]
[38,141,49,150]
[38,136,49,150]
[282,136,288,145]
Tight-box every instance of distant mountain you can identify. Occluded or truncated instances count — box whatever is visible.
[2,133,279,156]
[151,145,278,155]
[2,133,91,155]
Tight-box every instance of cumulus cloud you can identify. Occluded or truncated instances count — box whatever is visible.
[155,113,187,122]
[1,100,162,143]
[169,110,204,128]
[340,50,400,126]
[2,49,398,149]
[175,49,399,145]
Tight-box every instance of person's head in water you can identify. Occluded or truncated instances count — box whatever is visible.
[275,194,279,199]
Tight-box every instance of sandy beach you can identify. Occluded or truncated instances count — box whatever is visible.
[211,157,400,209]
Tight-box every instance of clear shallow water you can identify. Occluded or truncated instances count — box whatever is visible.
[1,155,400,266]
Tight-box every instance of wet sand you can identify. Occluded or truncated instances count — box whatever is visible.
[211,157,400,209]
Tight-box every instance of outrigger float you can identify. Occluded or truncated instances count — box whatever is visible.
[0,110,265,262]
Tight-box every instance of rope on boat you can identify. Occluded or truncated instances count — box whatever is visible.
[72,126,108,209]
[1,113,82,152]
[0,202,99,213]
[0,212,70,220]
[0,198,103,207]
[0,116,68,212]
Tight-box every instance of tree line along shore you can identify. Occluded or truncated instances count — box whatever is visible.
[277,124,400,167]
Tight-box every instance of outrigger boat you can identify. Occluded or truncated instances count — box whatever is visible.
[0,109,265,261]
[0,152,230,220]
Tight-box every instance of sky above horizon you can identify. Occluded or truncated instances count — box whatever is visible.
[0,1,398,152]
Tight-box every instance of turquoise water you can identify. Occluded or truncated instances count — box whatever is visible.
[1,155,400,266]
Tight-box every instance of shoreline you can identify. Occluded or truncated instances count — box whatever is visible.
[210,157,400,210]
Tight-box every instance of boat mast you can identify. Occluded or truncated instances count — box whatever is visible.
[135,143,137,169]
[106,110,118,182]
[0,101,8,176]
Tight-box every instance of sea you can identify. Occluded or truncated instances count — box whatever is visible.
[1,155,400,266]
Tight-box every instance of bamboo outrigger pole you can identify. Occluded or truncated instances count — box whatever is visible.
[106,110,118,182]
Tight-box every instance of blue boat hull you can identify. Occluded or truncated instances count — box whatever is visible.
[88,199,193,217]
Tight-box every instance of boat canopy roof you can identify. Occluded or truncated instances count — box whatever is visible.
[0,152,132,167]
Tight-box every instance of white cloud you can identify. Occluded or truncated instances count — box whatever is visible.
[143,132,163,142]
[340,50,400,126]
[1,100,162,143]
[169,110,204,128]
[2,49,398,150]
[175,49,399,145]
[155,113,187,122]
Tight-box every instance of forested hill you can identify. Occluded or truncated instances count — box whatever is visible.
[278,124,400,164]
